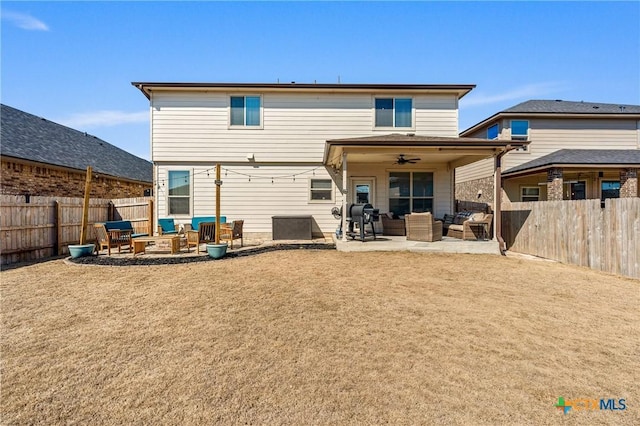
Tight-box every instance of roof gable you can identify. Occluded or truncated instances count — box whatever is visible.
[1,104,152,183]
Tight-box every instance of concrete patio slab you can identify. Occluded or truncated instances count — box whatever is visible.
[334,235,501,255]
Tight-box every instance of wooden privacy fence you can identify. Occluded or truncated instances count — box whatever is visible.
[1,195,153,266]
[502,198,640,279]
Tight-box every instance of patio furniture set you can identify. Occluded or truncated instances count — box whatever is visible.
[381,211,493,242]
[93,216,244,256]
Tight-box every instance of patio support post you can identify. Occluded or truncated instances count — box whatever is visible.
[494,151,507,254]
[79,166,92,245]
[215,163,221,244]
[341,153,349,242]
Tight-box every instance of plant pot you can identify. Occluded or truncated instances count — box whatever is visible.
[68,243,95,259]
[206,243,228,259]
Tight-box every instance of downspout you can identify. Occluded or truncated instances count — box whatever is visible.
[494,146,512,255]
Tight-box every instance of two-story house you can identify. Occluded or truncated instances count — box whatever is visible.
[132,82,524,239]
[456,100,640,205]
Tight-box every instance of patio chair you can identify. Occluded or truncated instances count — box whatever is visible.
[219,220,244,249]
[157,218,179,235]
[94,223,132,255]
[462,213,493,240]
[186,221,216,253]
[381,214,406,236]
[404,212,443,242]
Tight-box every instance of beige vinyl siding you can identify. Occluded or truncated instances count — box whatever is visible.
[156,164,340,235]
[455,157,494,184]
[156,162,453,234]
[150,92,460,163]
[412,95,459,137]
[456,117,640,183]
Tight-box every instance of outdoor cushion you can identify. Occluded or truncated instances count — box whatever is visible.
[103,220,148,238]
[191,216,226,231]
[448,224,464,232]
[470,212,486,222]
[158,218,178,234]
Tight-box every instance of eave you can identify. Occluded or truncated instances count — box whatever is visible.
[461,111,640,136]
[131,82,476,100]
[323,134,529,169]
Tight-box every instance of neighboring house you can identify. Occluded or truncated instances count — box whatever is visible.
[1,104,153,199]
[456,100,640,205]
[132,82,524,239]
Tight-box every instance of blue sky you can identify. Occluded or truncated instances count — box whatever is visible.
[2,1,639,161]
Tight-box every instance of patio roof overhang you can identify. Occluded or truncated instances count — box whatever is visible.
[323,134,529,169]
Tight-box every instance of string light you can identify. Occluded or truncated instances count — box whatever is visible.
[151,166,325,188]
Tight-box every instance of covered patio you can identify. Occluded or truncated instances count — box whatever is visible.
[323,133,529,252]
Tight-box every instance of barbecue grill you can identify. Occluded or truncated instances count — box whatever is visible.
[346,203,379,241]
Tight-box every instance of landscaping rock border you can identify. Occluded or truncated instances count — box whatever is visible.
[68,243,336,266]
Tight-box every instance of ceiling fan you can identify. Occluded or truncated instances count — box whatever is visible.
[394,154,421,165]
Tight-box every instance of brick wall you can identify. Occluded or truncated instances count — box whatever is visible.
[455,176,495,204]
[1,159,151,199]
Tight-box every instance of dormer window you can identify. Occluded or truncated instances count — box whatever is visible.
[375,98,412,128]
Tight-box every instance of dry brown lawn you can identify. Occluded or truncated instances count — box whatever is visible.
[1,251,638,425]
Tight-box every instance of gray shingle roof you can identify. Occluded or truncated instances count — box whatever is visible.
[461,99,640,136]
[1,104,152,183]
[503,99,640,114]
[503,149,640,176]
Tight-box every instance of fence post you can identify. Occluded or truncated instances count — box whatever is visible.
[148,198,154,236]
[54,200,61,256]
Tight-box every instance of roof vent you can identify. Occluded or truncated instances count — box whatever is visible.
[620,106,626,112]
[555,99,562,102]
[592,106,600,109]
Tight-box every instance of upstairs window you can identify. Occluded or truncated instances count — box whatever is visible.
[230,96,261,126]
[511,120,529,140]
[487,123,499,139]
[511,120,529,151]
[375,98,412,128]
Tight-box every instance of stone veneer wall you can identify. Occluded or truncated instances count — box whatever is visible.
[1,159,151,199]
[546,168,564,201]
[455,176,495,205]
[620,168,638,198]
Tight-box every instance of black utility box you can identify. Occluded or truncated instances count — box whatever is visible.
[272,215,313,240]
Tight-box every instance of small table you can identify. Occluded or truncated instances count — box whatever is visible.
[133,235,182,255]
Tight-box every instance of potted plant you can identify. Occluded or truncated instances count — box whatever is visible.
[69,165,96,259]
[206,242,227,259]
[68,243,95,258]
